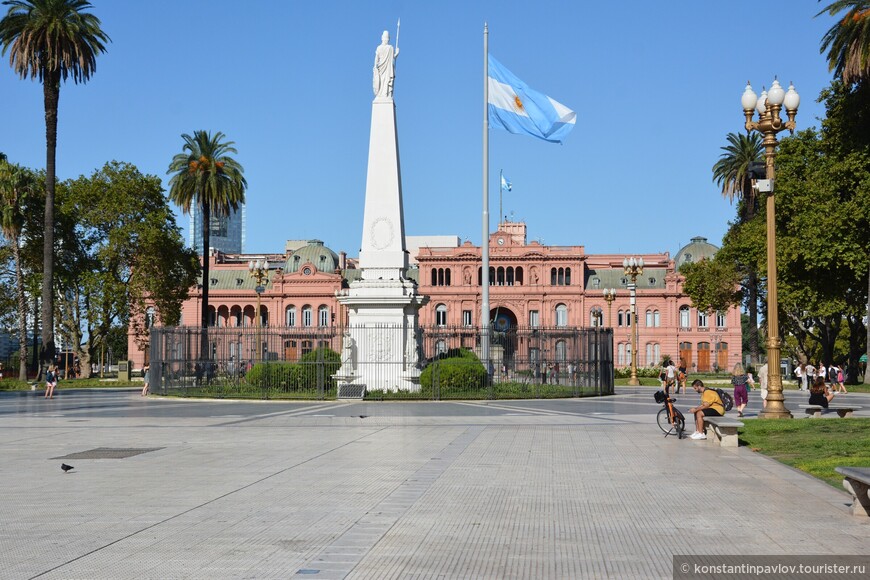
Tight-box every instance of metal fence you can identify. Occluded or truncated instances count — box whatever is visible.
[148,325,613,400]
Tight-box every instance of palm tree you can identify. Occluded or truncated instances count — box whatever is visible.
[819,1,870,85]
[819,1,870,383]
[712,132,764,364]
[167,130,246,360]
[0,0,109,366]
[0,160,36,380]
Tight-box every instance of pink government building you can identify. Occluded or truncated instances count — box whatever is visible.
[128,221,741,374]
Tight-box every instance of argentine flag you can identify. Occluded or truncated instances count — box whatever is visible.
[487,55,576,144]
[501,174,512,191]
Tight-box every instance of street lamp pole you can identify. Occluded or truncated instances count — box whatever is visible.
[248,260,270,363]
[603,288,616,328]
[742,78,799,419]
[623,257,644,386]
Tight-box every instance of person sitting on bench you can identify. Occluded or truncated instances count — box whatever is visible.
[687,379,725,440]
[808,376,835,408]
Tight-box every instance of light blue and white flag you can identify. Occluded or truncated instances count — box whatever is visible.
[487,54,576,144]
[500,174,512,191]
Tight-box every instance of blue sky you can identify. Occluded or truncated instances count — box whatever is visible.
[1,1,838,259]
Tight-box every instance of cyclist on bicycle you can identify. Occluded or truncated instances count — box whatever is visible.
[687,379,724,440]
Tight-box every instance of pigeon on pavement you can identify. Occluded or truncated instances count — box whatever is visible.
[61,463,74,473]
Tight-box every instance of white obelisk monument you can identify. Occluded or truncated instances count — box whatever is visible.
[335,29,427,395]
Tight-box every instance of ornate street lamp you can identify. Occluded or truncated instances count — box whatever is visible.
[248,259,270,363]
[602,288,617,328]
[742,78,799,419]
[623,257,644,386]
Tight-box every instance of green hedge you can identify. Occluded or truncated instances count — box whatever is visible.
[246,347,340,392]
[420,348,487,390]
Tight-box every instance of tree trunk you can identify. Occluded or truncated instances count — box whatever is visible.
[41,74,60,370]
[13,240,28,381]
[865,261,869,384]
[200,201,210,362]
[31,295,39,377]
[747,270,759,364]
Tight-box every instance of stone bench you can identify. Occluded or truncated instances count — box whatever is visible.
[703,416,744,448]
[798,404,862,418]
[835,467,870,518]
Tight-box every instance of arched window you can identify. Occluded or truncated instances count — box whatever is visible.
[653,310,660,327]
[431,269,437,286]
[208,306,216,327]
[145,307,155,329]
[551,268,557,285]
[217,305,228,327]
[318,306,329,327]
[654,343,660,365]
[436,304,447,327]
[565,267,571,285]
[445,268,451,286]
[558,268,564,285]
[435,339,447,355]
[646,309,653,327]
[679,305,690,328]
[698,310,708,328]
[716,311,726,328]
[302,305,312,327]
[515,267,523,285]
[646,343,653,367]
[497,267,505,286]
[286,306,296,327]
[506,267,514,286]
[618,310,624,327]
[618,343,626,365]
[259,306,268,327]
[555,303,568,327]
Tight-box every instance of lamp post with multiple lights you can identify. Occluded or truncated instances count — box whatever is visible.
[623,257,644,386]
[603,288,617,328]
[741,78,799,419]
[248,259,270,363]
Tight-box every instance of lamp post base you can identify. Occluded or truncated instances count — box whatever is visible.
[628,377,640,386]
[758,408,793,419]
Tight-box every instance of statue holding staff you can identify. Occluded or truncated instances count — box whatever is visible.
[373,25,399,98]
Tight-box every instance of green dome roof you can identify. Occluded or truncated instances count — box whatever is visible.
[675,236,718,267]
[285,240,340,273]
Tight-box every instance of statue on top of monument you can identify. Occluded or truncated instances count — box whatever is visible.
[373,29,399,98]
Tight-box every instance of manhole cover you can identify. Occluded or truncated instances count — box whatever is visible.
[51,447,164,460]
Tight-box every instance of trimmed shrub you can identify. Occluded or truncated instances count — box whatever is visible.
[421,348,486,390]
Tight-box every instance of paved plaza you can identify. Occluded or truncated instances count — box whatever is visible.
[1,387,869,579]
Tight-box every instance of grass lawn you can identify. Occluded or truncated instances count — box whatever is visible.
[0,378,140,391]
[739,418,870,488]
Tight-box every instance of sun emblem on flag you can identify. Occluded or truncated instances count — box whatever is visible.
[513,95,524,112]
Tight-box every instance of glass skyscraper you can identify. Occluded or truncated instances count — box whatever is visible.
[190,204,246,255]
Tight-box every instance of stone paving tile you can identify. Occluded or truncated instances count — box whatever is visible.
[1,393,868,579]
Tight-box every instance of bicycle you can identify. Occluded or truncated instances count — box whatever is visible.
[654,389,685,439]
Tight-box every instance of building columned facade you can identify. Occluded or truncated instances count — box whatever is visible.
[129,223,741,375]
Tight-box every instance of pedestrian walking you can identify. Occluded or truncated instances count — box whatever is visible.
[141,364,150,396]
[805,362,816,391]
[731,362,749,418]
[836,363,847,394]
[758,363,769,409]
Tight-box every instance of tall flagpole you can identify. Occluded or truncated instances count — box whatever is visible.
[482,23,491,373]
[499,169,503,227]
